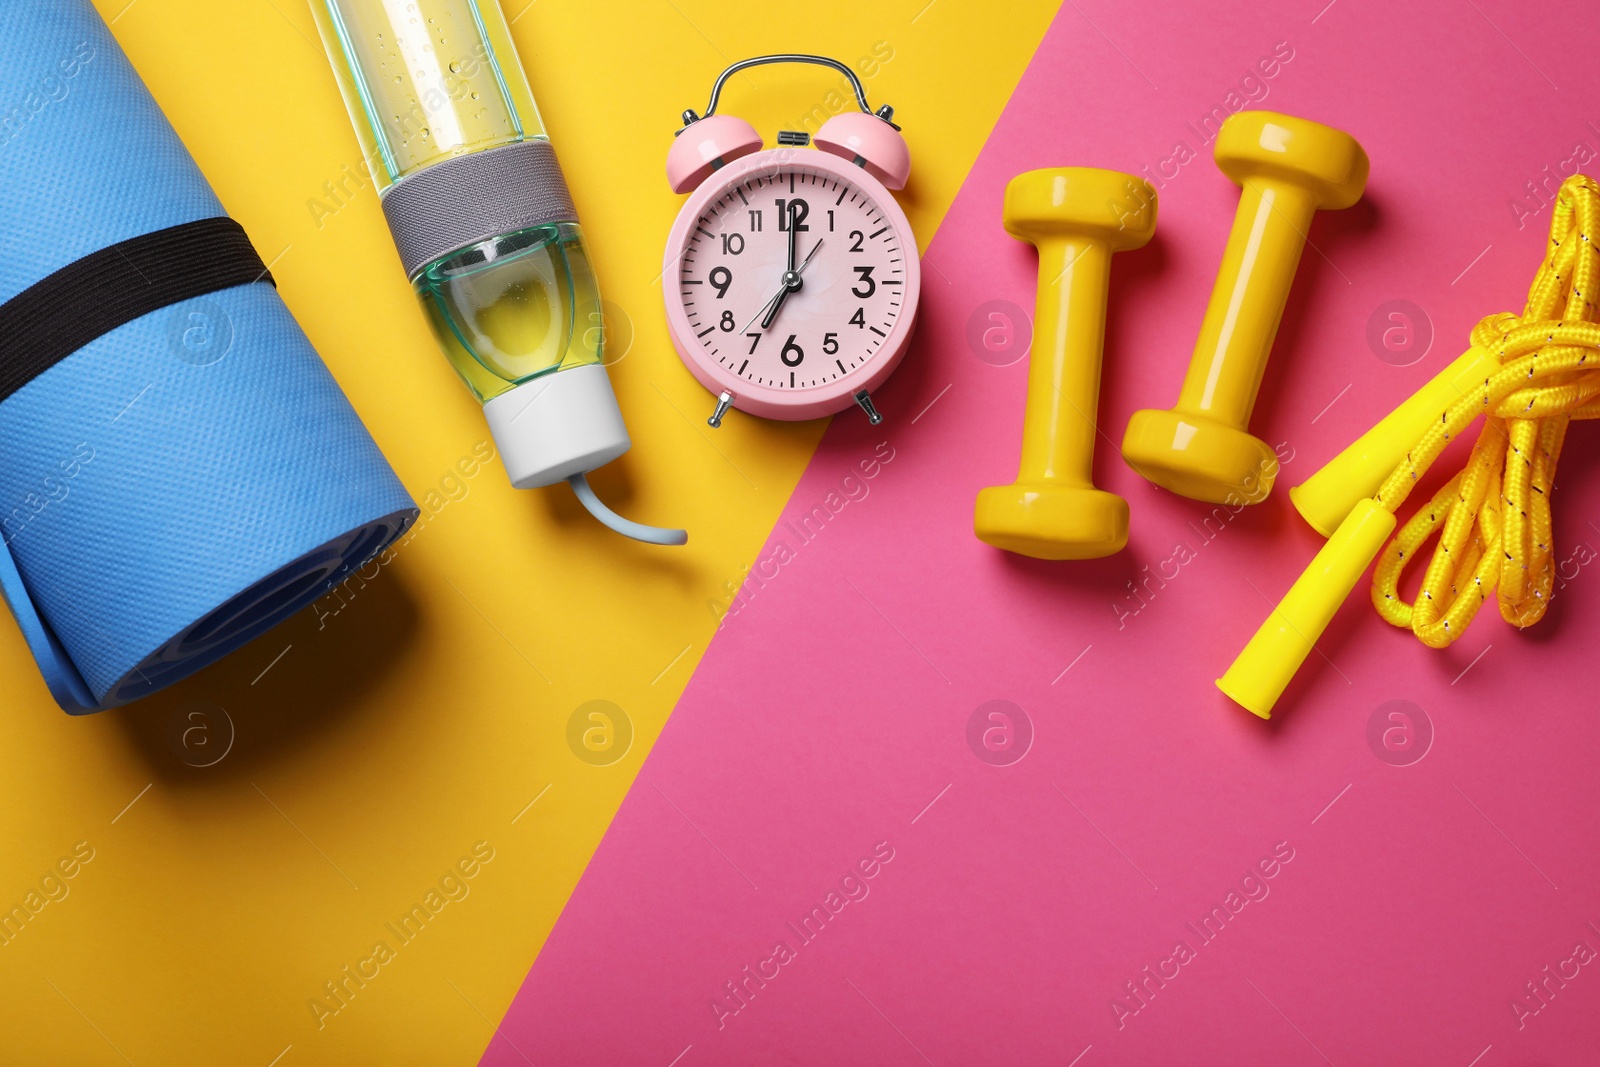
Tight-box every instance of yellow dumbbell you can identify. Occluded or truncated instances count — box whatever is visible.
[1122,111,1368,504]
[974,167,1157,560]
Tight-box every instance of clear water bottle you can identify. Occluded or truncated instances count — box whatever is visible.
[312,0,684,544]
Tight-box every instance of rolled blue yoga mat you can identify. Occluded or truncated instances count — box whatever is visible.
[0,1,418,713]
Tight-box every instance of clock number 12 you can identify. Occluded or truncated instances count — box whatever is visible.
[775,198,810,232]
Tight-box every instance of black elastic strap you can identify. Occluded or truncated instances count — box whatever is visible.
[0,217,273,403]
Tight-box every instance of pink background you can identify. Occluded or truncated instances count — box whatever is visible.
[488,1,1600,1063]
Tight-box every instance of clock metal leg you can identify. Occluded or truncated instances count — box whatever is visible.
[708,391,734,428]
[853,390,883,425]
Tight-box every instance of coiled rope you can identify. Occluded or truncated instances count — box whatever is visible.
[1372,174,1600,647]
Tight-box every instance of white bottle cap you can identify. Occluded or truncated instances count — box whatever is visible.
[482,362,630,489]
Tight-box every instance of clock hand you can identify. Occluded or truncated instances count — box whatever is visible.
[795,235,825,272]
[737,237,826,335]
[738,286,787,337]
[732,239,819,335]
[786,202,799,273]
[757,210,802,331]
[759,237,825,330]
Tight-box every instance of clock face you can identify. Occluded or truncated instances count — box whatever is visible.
[674,162,910,392]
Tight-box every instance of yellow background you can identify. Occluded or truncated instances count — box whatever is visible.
[0,1,1058,1062]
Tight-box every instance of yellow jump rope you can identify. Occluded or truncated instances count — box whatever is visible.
[1222,174,1600,715]
[1372,174,1600,646]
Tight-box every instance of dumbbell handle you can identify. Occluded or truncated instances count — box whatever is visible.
[1178,181,1319,427]
[1017,237,1113,489]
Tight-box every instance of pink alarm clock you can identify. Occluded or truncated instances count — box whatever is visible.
[663,55,921,427]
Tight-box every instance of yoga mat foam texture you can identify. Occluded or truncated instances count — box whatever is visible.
[0,0,417,710]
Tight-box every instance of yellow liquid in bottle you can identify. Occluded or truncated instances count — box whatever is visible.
[417,222,604,402]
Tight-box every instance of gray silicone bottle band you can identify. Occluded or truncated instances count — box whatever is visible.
[381,139,578,279]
